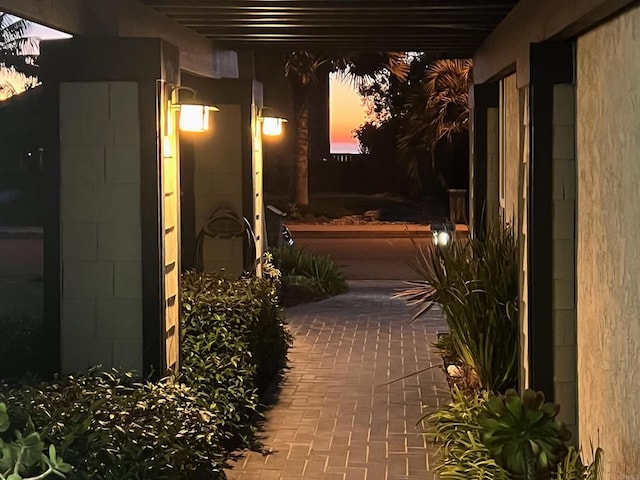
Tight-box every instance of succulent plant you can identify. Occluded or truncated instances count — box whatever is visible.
[477,389,571,480]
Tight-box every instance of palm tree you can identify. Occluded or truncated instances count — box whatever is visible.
[424,59,472,144]
[285,51,409,205]
[0,13,38,74]
[0,12,39,100]
[397,58,472,195]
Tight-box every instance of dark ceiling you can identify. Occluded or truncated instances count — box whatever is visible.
[142,0,519,56]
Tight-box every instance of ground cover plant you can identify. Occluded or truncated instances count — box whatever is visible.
[270,246,348,306]
[425,387,602,480]
[0,271,291,480]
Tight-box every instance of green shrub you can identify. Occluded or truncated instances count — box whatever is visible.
[2,371,228,480]
[180,270,291,396]
[398,223,519,392]
[270,247,348,305]
[0,272,291,480]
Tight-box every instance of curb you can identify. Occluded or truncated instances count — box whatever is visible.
[288,224,469,239]
[0,227,43,239]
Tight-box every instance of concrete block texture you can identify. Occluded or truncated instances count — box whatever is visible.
[60,81,143,375]
[576,6,640,477]
[60,82,110,126]
[61,184,98,223]
[95,184,141,225]
[63,261,114,299]
[552,239,575,280]
[62,223,98,261]
[98,224,142,261]
[553,200,575,240]
[553,310,577,347]
[552,125,576,160]
[96,299,143,338]
[114,261,143,299]
[553,84,576,127]
[61,298,96,338]
[106,146,140,184]
[553,159,576,200]
[61,145,105,184]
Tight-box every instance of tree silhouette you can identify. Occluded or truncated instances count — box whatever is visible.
[0,12,39,99]
[285,51,408,205]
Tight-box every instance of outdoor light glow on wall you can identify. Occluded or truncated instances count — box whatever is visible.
[170,86,219,133]
[431,222,455,247]
[259,107,287,136]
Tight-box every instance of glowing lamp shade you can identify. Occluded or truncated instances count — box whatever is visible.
[259,107,287,136]
[262,116,285,136]
[179,104,218,132]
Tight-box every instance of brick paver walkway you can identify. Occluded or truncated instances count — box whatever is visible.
[227,281,449,480]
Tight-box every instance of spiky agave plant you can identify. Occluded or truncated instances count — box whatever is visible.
[477,389,572,480]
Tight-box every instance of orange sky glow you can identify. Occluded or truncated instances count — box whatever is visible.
[329,73,367,154]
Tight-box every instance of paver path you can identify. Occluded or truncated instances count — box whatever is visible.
[227,281,450,480]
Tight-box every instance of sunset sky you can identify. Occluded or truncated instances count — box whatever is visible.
[329,73,367,154]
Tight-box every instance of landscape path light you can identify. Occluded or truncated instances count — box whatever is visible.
[430,221,455,247]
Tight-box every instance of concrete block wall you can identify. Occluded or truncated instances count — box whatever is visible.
[551,84,577,436]
[60,82,143,374]
[486,108,500,223]
[576,5,640,475]
[193,104,244,275]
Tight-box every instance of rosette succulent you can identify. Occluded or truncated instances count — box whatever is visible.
[478,389,571,480]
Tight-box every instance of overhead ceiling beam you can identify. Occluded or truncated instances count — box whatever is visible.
[0,0,238,78]
[474,0,638,85]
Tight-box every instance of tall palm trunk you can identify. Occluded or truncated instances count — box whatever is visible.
[293,88,309,205]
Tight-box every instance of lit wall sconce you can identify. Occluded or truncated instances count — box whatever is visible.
[259,107,288,136]
[430,221,455,247]
[170,86,219,133]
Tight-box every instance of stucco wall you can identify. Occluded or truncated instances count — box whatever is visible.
[576,5,640,475]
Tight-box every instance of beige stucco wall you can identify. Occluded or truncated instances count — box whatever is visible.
[576,5,640,476]
[193,105,244,275]
[60,82,143,374]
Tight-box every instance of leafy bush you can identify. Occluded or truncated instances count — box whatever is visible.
[398,223,519,392]
[425,388,602,480]
[0,402,71,480]
[181,270,291,396]
[270,247,348,306]
[2,371,228,480]
[0,272,291,480]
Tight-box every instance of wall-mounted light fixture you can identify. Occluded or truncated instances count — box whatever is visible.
[258,107,287,136]
[169,86,219,133]
[430,221,455,247]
